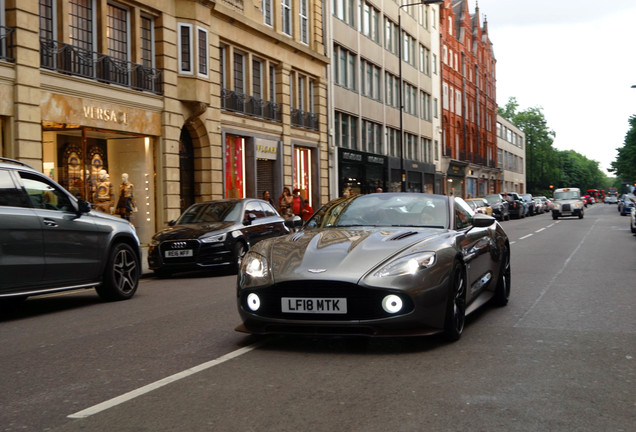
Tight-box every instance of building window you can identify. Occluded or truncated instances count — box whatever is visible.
[333,0,355,26]
[281,0,292,36]
[360,2,379,43]
[299,0,308,44]
[252,58,263,99]
[39,0,55,41]
[335,111,358,149]
[140,15,154,68]
[234,51,245,93]
[360,119,382,154]
[263,0,273,27]
[269,64,276,102]
[178,23,193,74]
[69,0,94,53]
[197,27,208,77]
[106,3,128,62]
[334,45,356,91]
[360,58,381,101]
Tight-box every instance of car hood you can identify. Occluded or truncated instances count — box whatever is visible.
[260,227,448,283]
[153,221,235,240]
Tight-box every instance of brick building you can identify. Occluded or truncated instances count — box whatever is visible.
[439,0,499,197]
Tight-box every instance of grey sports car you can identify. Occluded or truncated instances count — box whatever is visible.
[236,193,511,341]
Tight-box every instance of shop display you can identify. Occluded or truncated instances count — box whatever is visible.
[116,173,137,220]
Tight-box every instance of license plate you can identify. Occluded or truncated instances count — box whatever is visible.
[165,249,193,257]
[281,297,347,314]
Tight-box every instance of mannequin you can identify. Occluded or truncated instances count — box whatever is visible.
[93,169,114,213]
[116,173,136,220]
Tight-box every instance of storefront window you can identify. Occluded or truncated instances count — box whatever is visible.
[41,128,156,245]
[225,135,245,198]
[294,146,312,206]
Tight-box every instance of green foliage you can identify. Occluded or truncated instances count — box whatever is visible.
[609,115,636,187]
[501,96,611,195]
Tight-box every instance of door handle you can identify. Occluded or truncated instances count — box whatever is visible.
[43,219,58,227]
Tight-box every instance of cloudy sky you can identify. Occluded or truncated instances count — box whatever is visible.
[469,0,636,173]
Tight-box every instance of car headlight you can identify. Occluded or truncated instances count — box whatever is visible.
[200,232,227,243]
[242,251,269,279]
[374,252,436,278]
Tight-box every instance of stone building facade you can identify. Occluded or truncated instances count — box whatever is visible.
[0,0,328,250]
[439,0,499,198]
[329,1,443,197]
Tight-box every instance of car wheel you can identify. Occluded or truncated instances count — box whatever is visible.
[504,213,510,221]
[579,212,584,219]
[493,245,511,307]
[443,261,466,342]
[96,243,140,301]
[232,241,247,273]
[631,224,636,234]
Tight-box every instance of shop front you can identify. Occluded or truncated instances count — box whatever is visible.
[446,161,466,197]
[224,132,284,202]
[388,156,436,193]
[339,148,387,196]
[40,93,161,246]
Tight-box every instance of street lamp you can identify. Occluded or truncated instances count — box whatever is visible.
[398,0,443,192]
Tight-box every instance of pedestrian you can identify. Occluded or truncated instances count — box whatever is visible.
[376,187,383,193]
[278,187,293,219]
[301,201,314,221]
[292,188,304,217]
[262,190,275,206]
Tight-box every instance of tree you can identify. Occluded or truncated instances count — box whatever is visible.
[609,115,636,190]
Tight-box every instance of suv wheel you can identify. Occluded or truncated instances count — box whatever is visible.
[96,243,140,301]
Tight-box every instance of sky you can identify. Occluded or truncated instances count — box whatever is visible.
[468,0,636,174]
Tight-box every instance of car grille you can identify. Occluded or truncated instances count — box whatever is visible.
[242,280,414,321]
[562,204,571,212]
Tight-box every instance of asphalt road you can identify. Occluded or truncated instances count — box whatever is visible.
[1,203,634,432]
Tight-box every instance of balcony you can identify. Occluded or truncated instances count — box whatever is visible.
[40,38,162,94]
[0,26,15,62]
[221,89,282,122]
[290,108,318,130]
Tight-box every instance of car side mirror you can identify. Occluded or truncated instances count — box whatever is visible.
[471,213,496,229]
[285,215,303,229]
[168,220,177,226]
[243,213,257,226]
[77,200,91,214]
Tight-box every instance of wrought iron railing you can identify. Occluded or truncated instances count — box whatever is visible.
[0,26,15,62]
[221,89,281,122]
[39,38,163,94]
[290,108,318,130]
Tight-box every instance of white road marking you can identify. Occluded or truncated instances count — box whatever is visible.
[68,342,264,419]
[519,234,533,240]
[535,228,546,233]
[514,217,600,327]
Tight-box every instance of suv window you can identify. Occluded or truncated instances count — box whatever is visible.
[0,170,29,207]
[19,172,73,212]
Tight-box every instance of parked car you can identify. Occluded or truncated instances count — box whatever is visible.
[604,195,618,204]
[502,192,525,219]
[484,194,510,221]
[618,194,635,216]
[148,198,290,277]
[236,193,511,341]
[535,196,550,213]
[520,193,536,216]
[630,205,636,234]
[551,187,585,219]
[466,198,493,216]
[0,157,141,302]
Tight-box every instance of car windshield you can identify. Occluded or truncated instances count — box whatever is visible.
[554,191,580,200]
[484,195,500,204]
[176,201,241,224]
[306,194,449,229]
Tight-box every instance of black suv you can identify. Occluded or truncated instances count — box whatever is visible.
[0,157,141,302]
[502,192,526,219]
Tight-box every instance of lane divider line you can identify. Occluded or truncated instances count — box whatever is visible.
[519,234,533,240]
[68,341,265,419]
[514,217,600,327]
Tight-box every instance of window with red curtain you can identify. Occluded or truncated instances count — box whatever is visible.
[225,135,245,198]
[294,147,311,206]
